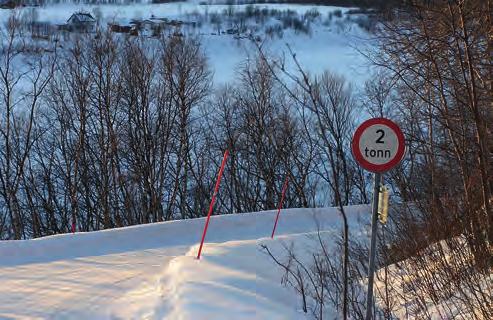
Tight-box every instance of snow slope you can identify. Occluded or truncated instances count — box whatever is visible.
[0,206,370,319]
[0,3,371,85]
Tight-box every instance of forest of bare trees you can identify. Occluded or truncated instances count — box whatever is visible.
[0,12,371,240]
[370,0,492,317]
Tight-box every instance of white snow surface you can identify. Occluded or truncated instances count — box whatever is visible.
[0,3,372,85]
[0,205,370,319]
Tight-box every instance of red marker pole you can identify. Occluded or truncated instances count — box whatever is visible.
[71,218,76,234]
[197,150,229,259]
[271,175,289,238]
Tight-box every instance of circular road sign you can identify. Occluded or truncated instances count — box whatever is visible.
[351,117,405,173]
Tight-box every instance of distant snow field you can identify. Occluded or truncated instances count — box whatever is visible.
[0,206,370,319]
[0,1,372,85]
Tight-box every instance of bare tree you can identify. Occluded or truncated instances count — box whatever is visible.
[0,14,56,239]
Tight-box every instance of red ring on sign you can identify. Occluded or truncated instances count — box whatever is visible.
[351,117,405,173]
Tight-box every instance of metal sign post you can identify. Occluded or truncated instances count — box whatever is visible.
[351,118,405,320]
[366,172,381,320]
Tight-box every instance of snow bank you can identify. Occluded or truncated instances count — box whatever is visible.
[0,205,370,319]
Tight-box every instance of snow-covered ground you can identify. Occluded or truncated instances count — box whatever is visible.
[2,2,352,23]
[0,205,370,319]
[0,2,372,85]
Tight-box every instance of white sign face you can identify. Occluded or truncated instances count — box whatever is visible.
[352,118,405,173]
[358,124,399,165]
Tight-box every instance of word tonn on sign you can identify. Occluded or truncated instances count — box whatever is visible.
[364,147,391,159]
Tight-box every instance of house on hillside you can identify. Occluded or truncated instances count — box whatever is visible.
[109,23,132,34]
[66,12,96,33]
[31,22,57,40]
[129,18,167,37]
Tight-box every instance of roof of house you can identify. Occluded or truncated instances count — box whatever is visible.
[68,12,96,24]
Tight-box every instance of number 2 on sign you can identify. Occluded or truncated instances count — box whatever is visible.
[376,130,385,144]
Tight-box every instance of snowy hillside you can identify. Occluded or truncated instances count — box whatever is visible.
[0,2,372,84]
[0,206,370,319]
